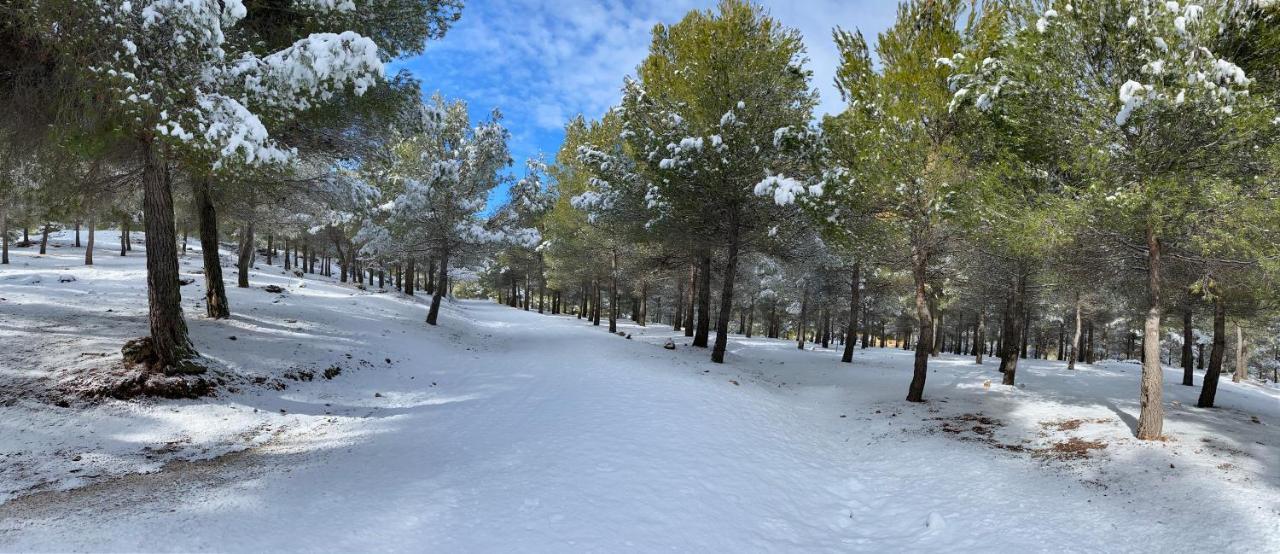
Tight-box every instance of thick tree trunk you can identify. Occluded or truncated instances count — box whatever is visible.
[84,216,95,265]
[1197,295,1227,407]
[404,256,415,295]
[140,139,194,370]
[999,273,1027,385]
[906,246,932,403]
[1181,304,1195,386]
[711,227,741,363]
[426,246,448,325]
[237,222,254,288]
[694,252,711,348]
[1136,228,1164,440]
[1068,292,1083,370]
[195,179,229,319]
[842,261,861,363]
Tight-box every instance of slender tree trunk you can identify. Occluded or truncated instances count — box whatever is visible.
[1136,228,1164,440]
[195,179,229,319]
[1233,324,1247,383]
[593,279,602,326]
[120,223,128,256]
[842,261,861,363]
[684,262,697,337]
[745,295,754,338]
[265,234,273,266]
[694,252,711,348]
[711,226,741,363]
[38,223,49,254]
[1198,295,1227,408]
[237,222,254,288]
[673,275,685,332]
[975,309,986,365]
[426,246,448,325]
[1068,292,1083,370]
[1181,304,1195,386]
[140,139,194,370]
[906,245,932,403]
[84,216,95,265]
[75,222,81,247]
[609,249,619,333]
[638,282,647,326]
[2,206,10,264]
[797,283,809,350]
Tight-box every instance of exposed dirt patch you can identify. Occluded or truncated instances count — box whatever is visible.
[1035,437,1108,461]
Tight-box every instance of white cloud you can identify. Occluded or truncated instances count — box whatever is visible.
[396,0,895,181]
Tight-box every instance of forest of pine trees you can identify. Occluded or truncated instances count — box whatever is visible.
[2,0,1279,445]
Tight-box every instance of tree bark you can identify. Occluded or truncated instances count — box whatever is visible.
[140,139,194,369]
[797,283,809,350]
[711,226,741,363]
[84,215,95,265]
[1136,228,1164,440]
[609,249,619,334]
[39,223,49,254]
[999,273,1027,385]
[1181,304,1195,386]
[195,179,229,319]
[684,263,696,337]
[906,245,932,403]
[426,246,448,325]
[975,309,985,365]
[694,252,711,348]
[1198,295,1227,408]
[1233,324,1247,383]
[404,256,415,295]
[2,205,10,264]
[842,261,861,363]
[237,222,254,288]
[1068,292,1083,370]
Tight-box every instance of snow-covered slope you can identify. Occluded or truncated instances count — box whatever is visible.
[1,231,1277,552]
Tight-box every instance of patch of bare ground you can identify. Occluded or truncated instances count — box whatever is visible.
[0,425,316,529]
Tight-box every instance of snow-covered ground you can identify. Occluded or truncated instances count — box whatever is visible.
[1,230,1277,552]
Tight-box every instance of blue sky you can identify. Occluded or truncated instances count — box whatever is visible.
[391,0,898,209]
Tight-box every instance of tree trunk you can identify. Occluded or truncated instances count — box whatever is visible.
[140,139,194,370]
[75,222,81,247]
[684,263,697,337]
[1181,304,1194,386]
[1068,292,1083,370]
[999,273,1028,385]
[975,309,985,365]
[906,245,932,403]
[593,279,602,326]
[426,246,448,325]
[797,283,809,350]
[711,226,741,363]
[1136,228,1164,440]
[120,223,128,256]
[195,179,229,319]
[2,206,10,264]
[1233,324,1247,383]
[237,222,254,288]
[694,252,711,348]
[38,223,49,254]
[842,261,861,363]
[1197,295,1227,407]
[404,256,415,295]
[84,216,95,265]
[609,249,619,333]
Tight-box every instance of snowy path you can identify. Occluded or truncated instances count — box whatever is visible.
[2,233,1278,552]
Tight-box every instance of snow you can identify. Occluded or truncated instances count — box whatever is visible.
[1,231,1278,552]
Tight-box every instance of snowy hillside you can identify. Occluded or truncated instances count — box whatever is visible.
[0,231,1276,552]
